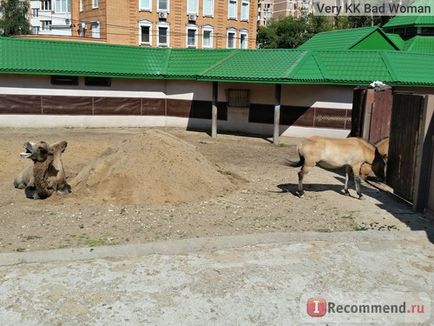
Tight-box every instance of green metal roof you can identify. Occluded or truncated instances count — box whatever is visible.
[299,27,377,50]
[164,48,234,79]
[298,27,399,51]
[385,33,405,50]
[1,37,434,87]
[0,37,169,78]
[198,49,307,82]
[383,16,434,29]
[403,36,434,52]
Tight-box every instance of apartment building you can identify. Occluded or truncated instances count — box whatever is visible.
[71,0,257,48]
[29,0,72,35]
[257,0,272,27]
[272,0,312,19]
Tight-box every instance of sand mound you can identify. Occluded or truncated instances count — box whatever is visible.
[70,130,235,205]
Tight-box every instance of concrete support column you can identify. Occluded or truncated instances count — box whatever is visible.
[212,81,218,139]
[273,84,281,145]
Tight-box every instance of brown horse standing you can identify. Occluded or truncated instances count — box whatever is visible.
[289,137,386,199]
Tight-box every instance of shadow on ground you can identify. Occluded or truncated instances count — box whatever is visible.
[277,173,434,245]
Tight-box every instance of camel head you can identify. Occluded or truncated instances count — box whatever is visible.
[20,141,67,163]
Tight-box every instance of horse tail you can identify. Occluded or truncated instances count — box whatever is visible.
[288,152,305,167]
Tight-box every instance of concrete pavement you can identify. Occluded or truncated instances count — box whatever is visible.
[0,231,433,325]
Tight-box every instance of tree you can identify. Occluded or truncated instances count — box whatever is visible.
[257,15,334,49]
[256,14,393,49]
[0,0,31,36]
[348,16,392,28]
[257,16,311,49]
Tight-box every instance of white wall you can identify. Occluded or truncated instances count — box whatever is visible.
[0,75,354,138]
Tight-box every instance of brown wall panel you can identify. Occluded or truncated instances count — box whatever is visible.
[0,95,42,114]
[93,97,141,115]
[281,106,311,126]
[291,107,315,127]
[42,96,92,115]
[142,99,165,116]
[314,108,349,129]
[167,99,192,117]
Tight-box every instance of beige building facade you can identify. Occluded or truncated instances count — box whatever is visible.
[71,0,257,48]
[273,0,312,19]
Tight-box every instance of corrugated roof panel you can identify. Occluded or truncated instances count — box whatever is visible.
[289,52,324,81]
[198,49,305,81]
[403,36,434,52]
[298,27,378,50]
[312,51,393,83]
[385,51,434,85]
[0,37,169,77]
[383,15,434,29]
[386,33,406,50]
[165,49,233,78]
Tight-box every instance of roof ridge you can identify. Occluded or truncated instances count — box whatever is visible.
[284,50,309,77]
[199,50,239,75]
[379,52,397,80]
[161,48,172,75]
[350,26,382,49]
[308,52,326,81]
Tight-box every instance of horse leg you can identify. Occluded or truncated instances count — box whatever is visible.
[297,164,313,198]
[344,166,352,196]
[352,164,363,199]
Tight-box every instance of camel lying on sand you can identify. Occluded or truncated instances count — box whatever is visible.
[14,141,71,199]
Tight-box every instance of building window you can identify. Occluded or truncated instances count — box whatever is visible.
[186,26,197,48]
[91,21,100,38]
[51,76,79,86]
[79,0,83,11]
[227,29,236,48]
[139,21,151,45]
[202,25,213,48]
[187,0,198,14]
[40,0,52,11]
[41,20,52,31]
[32,8,39,17]
[228,0,237,19]
[79,22,86,36]
[240,0,249,20]
[421,27,434,35]
[227,89,249,107]
[32,26,40,34]
[55,0,69,13]
[139,0,151,11]
[85,77,111,87]
[92,0,98,9]
[158,25,169,47]
[158,0,168,11]
[203,0,213,16]
[240,30,248,48]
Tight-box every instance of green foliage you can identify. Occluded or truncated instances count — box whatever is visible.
[257,14,335,49]
[0,0,31,36]
[257,14,393,49]
[257,16,311,49]
[348,16,392,28]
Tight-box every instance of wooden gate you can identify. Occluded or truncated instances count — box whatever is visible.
[351,87,367,137]
[367,87,393,144]
[387,93,426,203]
[351,86,393,144]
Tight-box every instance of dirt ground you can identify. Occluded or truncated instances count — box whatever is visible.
[0,127,430,253]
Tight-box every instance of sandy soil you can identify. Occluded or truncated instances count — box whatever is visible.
[0,127,428,253]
